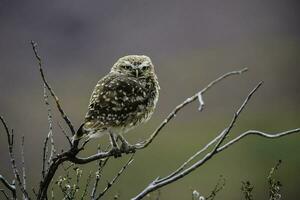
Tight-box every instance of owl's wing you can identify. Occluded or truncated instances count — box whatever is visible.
[84,74,149,127]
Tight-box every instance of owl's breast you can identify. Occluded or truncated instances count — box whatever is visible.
[85,74,159,132]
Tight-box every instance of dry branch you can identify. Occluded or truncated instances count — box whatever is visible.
[30,40,76,136]
[132,82,300,200]
[0,116,30,200]
[95,154,134,200]
[0,174,16,199]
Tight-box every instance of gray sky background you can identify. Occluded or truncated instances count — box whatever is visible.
[0,0,299,199]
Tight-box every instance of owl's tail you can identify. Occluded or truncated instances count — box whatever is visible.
[71,123,87,144]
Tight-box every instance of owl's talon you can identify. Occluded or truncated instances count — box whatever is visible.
[120,143,136,154]
[111,147,122,158]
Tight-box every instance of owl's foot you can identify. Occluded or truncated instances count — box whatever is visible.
[120,142,136,154]
[109,132,122,158]
[110,147,122,158]
[117,135,136,154]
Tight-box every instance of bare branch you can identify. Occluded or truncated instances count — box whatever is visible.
[132,82,299,200]
[0,116,12,145]
[95,154,134,200]
[0,189,9,200]
[0,116,30,200]
[21,135,27,199]
[159,82,263,183]
[43,86,56,167]
[210,82,263,154]
[206,176,226,200]
[80,171,92,200]
[135,68,248,149]
[91,148,110,199]
[57,122,72,146]
[0,175,16,199]
[217,129,300,153]
[30,40,75,135]
[42,136,49,179]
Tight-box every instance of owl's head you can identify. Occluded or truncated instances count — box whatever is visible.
[111,55,155,78]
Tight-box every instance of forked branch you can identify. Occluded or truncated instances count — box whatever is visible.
[0,174,16,199]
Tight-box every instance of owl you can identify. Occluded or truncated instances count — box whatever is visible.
[75,55,160,153]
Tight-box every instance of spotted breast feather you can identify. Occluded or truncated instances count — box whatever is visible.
[77,73,158,138]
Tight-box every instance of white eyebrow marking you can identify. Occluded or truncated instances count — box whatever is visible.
[124,60,132,66]
[140,61,150,67]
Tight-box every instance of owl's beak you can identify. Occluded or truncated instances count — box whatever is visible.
[135,69,139,78]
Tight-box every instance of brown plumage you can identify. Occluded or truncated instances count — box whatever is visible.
[75,55,159,150]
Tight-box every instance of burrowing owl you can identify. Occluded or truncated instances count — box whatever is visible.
[75,55,160,152]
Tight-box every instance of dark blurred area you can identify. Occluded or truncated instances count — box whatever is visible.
[0,0,299,199]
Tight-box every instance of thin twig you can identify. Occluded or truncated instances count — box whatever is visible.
[42,136,49,179]
[91,172,101,199]
[0,174,16,199]
[30,40,75,135]
[95,154,135,200]
[0,116,30,200]
[217,129,300,153]
[21,135,27,199]
[91,148,110,199]
[80,171,92,200]
[211,82,263,155]
[205,176,226,200]
[51,186,54,200]
[32,188,37,197]
[57,122,72,146]
[135,68,248,149]
[43,86,56,168]
[0,189,9,200]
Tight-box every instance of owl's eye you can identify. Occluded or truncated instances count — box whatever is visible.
[141,65,150,71]
[122,65,132,70]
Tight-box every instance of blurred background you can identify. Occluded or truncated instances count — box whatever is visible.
[0,0,299,199]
